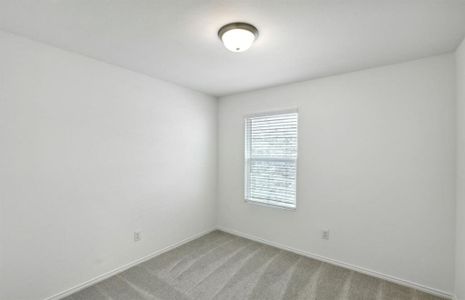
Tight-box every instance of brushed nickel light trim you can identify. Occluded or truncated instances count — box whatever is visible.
[218,22,259,40]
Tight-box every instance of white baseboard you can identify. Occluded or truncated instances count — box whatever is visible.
[45,228,216,300]
[217,226,454,300]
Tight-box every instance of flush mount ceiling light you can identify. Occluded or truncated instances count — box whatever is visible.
[218,22,259,53]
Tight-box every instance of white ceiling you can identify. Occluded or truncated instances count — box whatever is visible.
[1,1,465,96]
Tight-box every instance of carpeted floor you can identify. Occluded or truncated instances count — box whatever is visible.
[63,231,446,300]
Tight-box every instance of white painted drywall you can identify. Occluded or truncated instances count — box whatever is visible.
[0,30,217,300]
[217,55,456,293]
[456,38,465,300]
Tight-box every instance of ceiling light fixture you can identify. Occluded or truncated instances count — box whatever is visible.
[218,22,259,53]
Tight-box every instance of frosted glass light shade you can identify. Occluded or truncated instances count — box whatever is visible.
[218,23,258,53]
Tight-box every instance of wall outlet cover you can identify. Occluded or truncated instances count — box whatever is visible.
[134,231,142,242]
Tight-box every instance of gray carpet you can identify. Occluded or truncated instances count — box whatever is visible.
[63,231,446,300]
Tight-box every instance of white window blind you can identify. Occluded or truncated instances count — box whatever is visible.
[245,111,298,209]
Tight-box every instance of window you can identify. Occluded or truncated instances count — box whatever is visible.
[245,111,298,209]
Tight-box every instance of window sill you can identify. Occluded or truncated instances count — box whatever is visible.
[245,198,296,211]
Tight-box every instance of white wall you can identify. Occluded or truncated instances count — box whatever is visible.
[0,27,459,300]
[456,38,465,300]
[0,30,217,300]
[218,55,456,294]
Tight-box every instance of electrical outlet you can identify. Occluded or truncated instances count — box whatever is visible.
[134,231,142,242]
[321,230,330,240]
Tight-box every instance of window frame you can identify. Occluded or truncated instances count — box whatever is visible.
[243,109,299,210]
